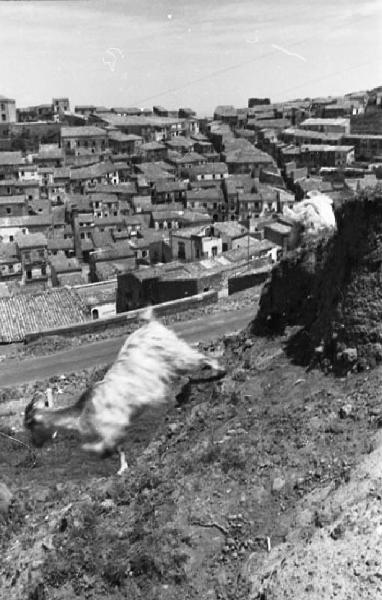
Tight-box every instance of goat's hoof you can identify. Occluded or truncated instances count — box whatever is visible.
[117,465,128,476]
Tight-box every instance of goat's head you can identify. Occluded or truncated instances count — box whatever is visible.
[24,392,56,448]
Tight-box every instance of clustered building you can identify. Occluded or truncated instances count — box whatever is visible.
[0,87,381,334]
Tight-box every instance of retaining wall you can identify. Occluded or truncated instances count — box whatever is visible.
[24,290,218,343]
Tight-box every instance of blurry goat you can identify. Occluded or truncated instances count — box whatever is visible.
[24,307,226,475]
[284,191,337,236]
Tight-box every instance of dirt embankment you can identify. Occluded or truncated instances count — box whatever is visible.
[253,191,382,373]
[1,333,382,599]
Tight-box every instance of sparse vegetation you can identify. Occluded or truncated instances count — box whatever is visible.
[2,327,382,598]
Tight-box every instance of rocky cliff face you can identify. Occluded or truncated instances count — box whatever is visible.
[252,190,382,372]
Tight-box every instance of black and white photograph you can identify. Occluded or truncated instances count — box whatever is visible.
[0,1,381,598]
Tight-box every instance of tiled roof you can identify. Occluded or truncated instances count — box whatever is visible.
[0,242,17,261]
[225,148,275,164]
[74,280,117,306]
[171,225,210,239]
[90,182,137,195]
[47,237,74,251]
[212,222,248,238]
[15,232,48,249]
[186,188,222,201]
[300,144,354,153]
[140,141,167,151]
[264,222,293,235]
[0,195,26,205]
[57,272,84,287]
[0,288,89,342]
[189,162,228,175]
[108,131,142,142]
[70,163,110,180]
[300,117,349,127]
[61,126,107,138]
[154,180,187,193]
[49,256,81,273]
[179,210,212,224]
[0,152,25,166]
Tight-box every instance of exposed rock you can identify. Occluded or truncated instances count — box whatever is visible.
[252,192,382,373]
[272,477,286,494]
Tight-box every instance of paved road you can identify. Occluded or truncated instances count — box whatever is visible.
[0,306,255,387]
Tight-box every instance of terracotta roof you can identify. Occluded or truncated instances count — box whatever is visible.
[0,288,89,342]
[189,162,228,175]
[49,256,81,273]
[47,237,74,251]
[154,180,187,193]
[74,280,117,306]
[0,195,26,205]
[57,272,84,286]
[61,126,107,138]
[224,148,275,165]
[0,152,25,166]
[175,211,211,226]
[140,141,167,151]
[212,221,248,238]
[15,232,47,249]
[90,182,137,195]
[108,131,142,142]
[0,242,18,261]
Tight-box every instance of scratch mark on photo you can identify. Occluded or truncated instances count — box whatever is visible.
[271,44,307,62]
[102,48,124,72]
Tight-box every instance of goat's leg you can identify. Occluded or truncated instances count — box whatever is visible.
[117,446,128,476]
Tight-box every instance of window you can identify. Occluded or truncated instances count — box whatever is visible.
[6,207,11,215]
[8,264,14,273]
[26,270,32,280]
[41,266,46,277]
[1,115,6,122]
[9,235,13,242]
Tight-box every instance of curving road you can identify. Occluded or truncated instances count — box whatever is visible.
[0,306,255,387]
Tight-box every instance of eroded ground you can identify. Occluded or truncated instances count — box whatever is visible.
[1,328,382,599]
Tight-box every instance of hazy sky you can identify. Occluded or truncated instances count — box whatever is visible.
[0,0,381,115]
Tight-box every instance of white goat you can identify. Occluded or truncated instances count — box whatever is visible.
[24,307,225,475]
[284,191,336,234]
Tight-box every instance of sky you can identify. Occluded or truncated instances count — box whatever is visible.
[0,0,381,116]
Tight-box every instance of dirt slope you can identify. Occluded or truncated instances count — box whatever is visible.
[253,191,382,373]
[1,329,382,599]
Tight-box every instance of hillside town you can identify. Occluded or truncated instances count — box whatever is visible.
[0,87,381,341]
